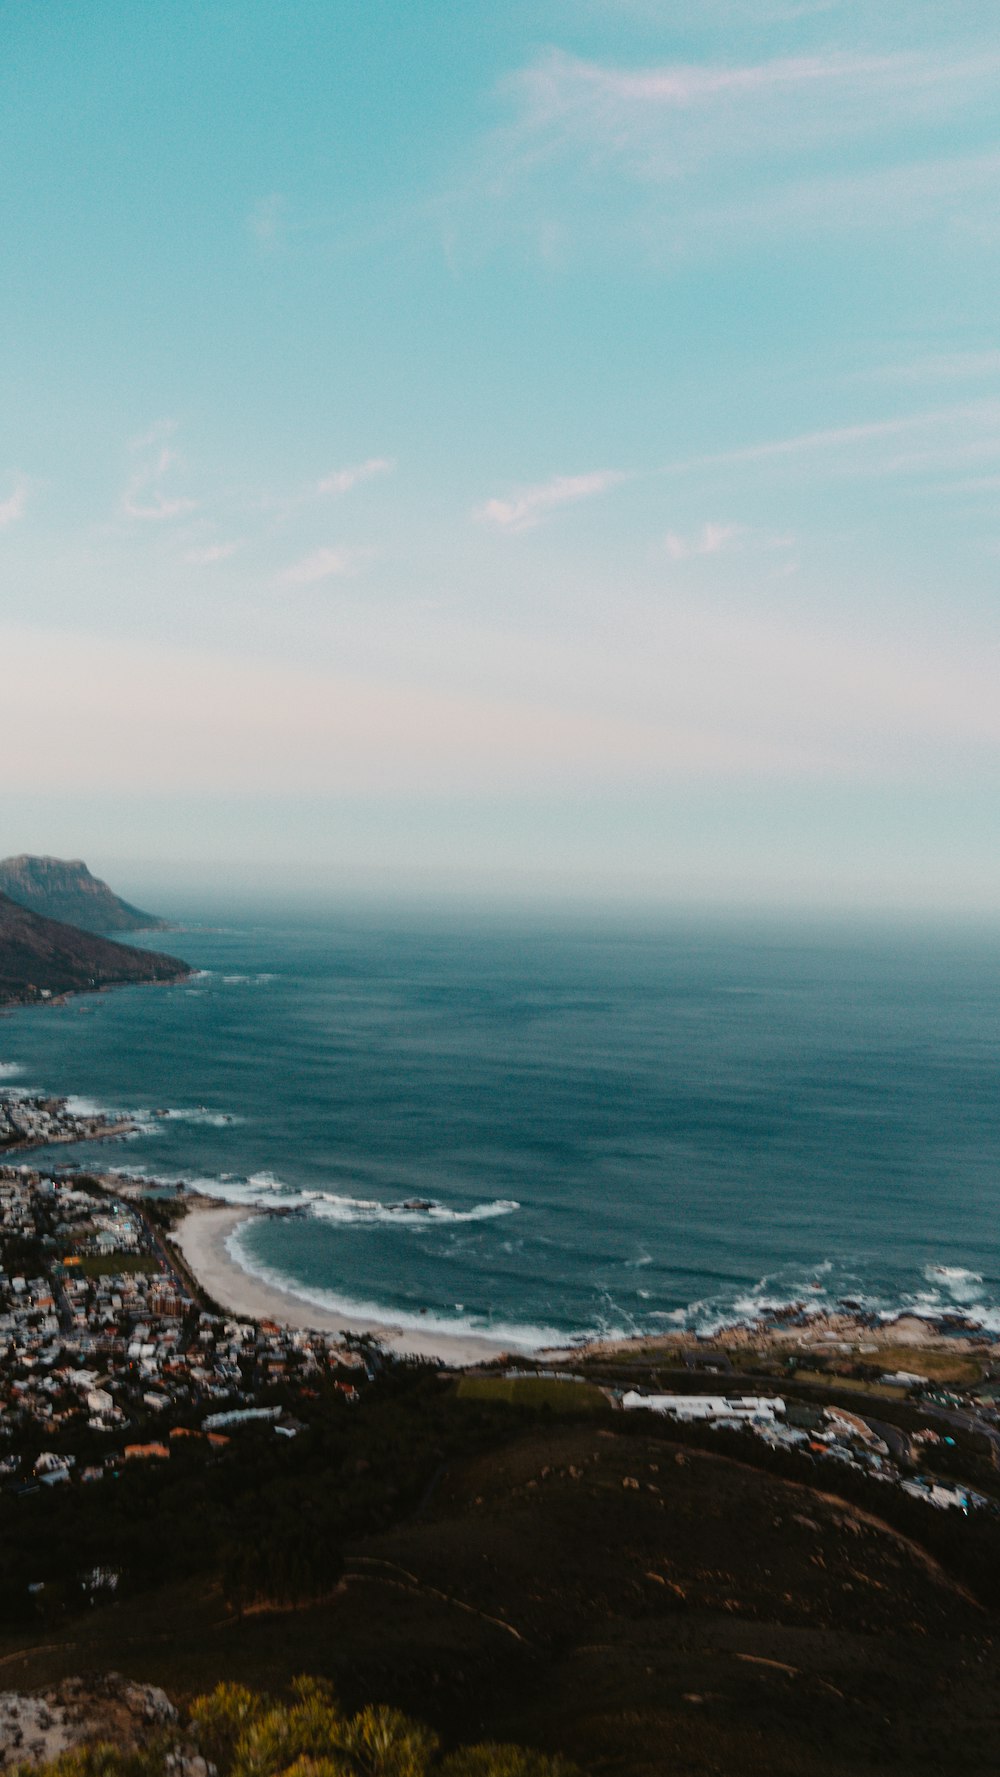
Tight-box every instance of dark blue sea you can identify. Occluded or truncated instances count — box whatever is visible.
[2,912,1000,1348]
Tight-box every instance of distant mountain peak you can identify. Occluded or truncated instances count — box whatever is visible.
[0,855,167,935]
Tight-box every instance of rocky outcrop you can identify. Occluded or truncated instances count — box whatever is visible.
[0,1674,207,1771]
[0,857,167,934]
[0,893,189,1006]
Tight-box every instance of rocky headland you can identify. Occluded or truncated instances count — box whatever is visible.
[0,856,167,935]
[0,892,189,1007]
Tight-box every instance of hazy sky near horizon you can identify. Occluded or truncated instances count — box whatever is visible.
[3,0,1000,910]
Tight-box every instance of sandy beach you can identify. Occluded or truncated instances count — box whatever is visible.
[172,1197,994,1374]
[172,1198,520,1368]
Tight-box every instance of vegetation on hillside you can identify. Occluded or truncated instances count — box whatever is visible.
[12,1676,579,1777]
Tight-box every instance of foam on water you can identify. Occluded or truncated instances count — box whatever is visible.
[226,1220,592,1353]
[104,1165,518,1230]
[308,1193,519,1228]
[925,1264,984,1303]
[157,1107,243,1128]
[4,914,1000,1348]
[64,1094,125,1119]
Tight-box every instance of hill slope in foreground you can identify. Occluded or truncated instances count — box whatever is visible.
[4,1417,1000,1776]
[0,892,189,1005]
[0,855,167,934]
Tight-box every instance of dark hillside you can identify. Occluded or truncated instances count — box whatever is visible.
[2,1389,1000,1775]
[0,892,188,1005]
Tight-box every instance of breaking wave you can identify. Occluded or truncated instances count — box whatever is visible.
[308,1193,519,1229]
[154,1107,243,1129]
[63,1095,129,1120]
[104,1165,519,1229]
[924,1264,984,1303]
[225,1222,573,1354]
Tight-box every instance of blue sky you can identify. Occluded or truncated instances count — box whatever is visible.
[3,0,1000,910]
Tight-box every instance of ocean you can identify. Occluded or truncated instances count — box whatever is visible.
[2,911,1000,1349]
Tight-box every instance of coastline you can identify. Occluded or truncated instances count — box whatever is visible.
[172,1198,520,1368]
[169,1196,998,1378]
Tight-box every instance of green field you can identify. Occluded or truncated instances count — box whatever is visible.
[69,1252,161,1278]
[790,1369,912,1400]
[455,1373,610,1413]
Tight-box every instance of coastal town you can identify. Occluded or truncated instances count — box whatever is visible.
[4,1081,1000,1775]
[0,1093,138,1154]
[0,1158,367,1492]
[3,1083,1000,1526]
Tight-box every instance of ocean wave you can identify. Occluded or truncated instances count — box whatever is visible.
[155,1107,243,1129]
[177,1170,305,1207]
[103,1163,519,1227]
[64,1094,128,1120]
[43,1097,240,1136]
[0,1063,24,1080]
[680,1265,999,1339]
[924,1264,984,1303]
[225,1224,575,1353]
[307,1193,519,1229]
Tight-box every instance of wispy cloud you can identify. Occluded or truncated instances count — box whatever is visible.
[446,42,1000,265]
[507,45,1000,172]
[0,478,29,529]
[520,49,900,112]
[185,540,243,566]
[663,522,796,562]
[122,426,197,522]
[478,469,626,532]
[318,457,394,496]
[865,349,1000,384]
[128,417,177,453]
[664,522,743,560]
[278,546,372,586]
[664,399,1000,479]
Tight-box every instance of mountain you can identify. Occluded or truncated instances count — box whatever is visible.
[0,893,189,1005]
[0,855,168,934]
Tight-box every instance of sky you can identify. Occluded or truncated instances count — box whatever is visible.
[2,0,1000,912]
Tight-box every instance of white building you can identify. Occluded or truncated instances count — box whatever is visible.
[621,1391,784,1421]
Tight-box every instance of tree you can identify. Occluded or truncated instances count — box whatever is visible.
[341,1705,439,1777]
[189,1682,271,1774]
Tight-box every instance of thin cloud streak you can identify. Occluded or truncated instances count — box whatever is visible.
[663,399,1000,477]
[865,350,1000,383]
[185,540,243,565]
[478,469,626,532]
[278,546,371,586]
[664,522,743,560]
[121,438,197,523]
[524,49,903,110]
[508,44,1000,157]
[0,479,29,529]
[444,42,1000,266]
[318,457,394,496]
